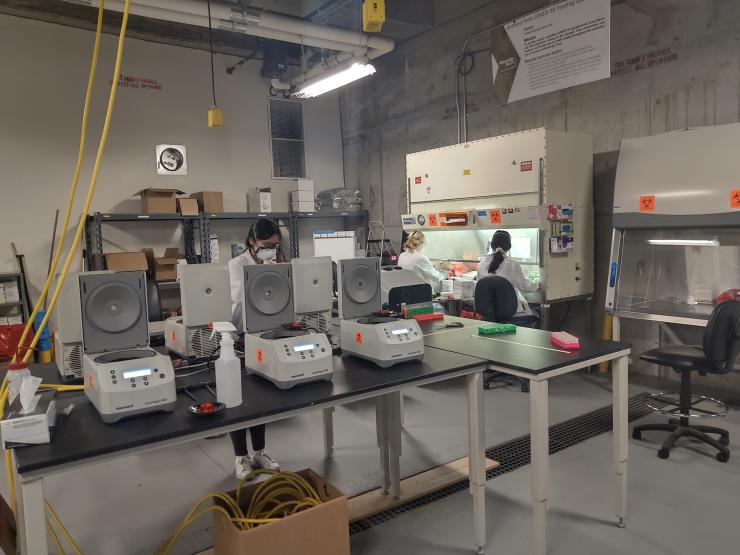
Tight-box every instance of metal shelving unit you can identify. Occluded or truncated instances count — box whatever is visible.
[84,213,206,269]
[202,212,292,261]
[0,272,29,324]
[293,210,369,257]
[83,209,370,265]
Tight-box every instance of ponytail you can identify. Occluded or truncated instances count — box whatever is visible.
[487,230,512,275]
[488,249,506,274]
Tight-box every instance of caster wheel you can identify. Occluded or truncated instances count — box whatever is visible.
[719,437,730,447]
[658,448,670,459]
[632,430,642,440]
[716,451,730,463]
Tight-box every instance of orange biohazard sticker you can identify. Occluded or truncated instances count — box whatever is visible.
[428,214,438,226]
[639,195,656,212]
[355,332,363,344]
[88,374,94,389]
[731,189,740,209]
[170,330,176,342]
[256,349,264,363]
[489,209,502,224]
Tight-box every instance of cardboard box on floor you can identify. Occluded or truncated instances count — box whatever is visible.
[191,191,224,213]
[134,188,185,213]
[104,252,149,272]
[141,248,182,282]
[213,469,349,555]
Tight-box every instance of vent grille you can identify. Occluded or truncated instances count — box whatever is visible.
[297,312,330,334]
[191,329,221,358]
[349,392,654,535]
[60,344,83,379]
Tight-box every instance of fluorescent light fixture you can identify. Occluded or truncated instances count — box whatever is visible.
[646,239,720,247]
[293,62,376,98]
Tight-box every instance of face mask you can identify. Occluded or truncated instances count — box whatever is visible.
[256,248,277,262]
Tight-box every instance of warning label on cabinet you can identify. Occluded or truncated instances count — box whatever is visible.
[491,0,610,105]
[639,195,656,212]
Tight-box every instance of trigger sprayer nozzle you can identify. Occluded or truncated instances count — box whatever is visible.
[208,321,237,340]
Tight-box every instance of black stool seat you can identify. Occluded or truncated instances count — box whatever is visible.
[641,345,717,374]
[633,300,740,463]
[475,276,539,393]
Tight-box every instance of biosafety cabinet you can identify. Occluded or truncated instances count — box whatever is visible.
[606,124,740,334]
[402,128,594,327]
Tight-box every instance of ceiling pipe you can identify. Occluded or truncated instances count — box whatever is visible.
[85,0,393,59]
[73,0,393,93]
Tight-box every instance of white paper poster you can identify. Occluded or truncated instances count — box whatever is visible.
[491,0,610,105]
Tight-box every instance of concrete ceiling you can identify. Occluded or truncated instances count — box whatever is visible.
[0,0,498,55]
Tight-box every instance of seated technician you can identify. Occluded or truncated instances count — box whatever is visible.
[398,230,446,290]
[477,230,541,316]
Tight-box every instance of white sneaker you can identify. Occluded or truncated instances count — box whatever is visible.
[252,450,280,471]
[235,455,255,480]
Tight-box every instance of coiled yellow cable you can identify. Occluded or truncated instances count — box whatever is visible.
[156,469,323,555]
[12,0,105,364]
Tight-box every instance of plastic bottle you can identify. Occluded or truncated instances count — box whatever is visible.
[211,322,242,408]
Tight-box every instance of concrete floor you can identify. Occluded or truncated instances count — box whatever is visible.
[2,372,738,554]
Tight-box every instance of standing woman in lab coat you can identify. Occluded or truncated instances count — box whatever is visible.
[477,230,541,316]
[398,231,446,290]
[227,218,283,479]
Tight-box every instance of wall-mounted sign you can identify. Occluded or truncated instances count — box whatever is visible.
[491,0,610,105]
[156,144,187,176]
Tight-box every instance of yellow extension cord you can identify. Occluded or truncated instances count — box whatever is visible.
[2,0,131,553]
[20,0,130,365]
[155,469,323,555]
[11,0,105,365]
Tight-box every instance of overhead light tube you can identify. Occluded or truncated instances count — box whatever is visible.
[293,62,376,98]
[646,239,720,247]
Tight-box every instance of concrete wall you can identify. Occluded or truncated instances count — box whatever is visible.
[340,0,740,386]
[0,14,344,298]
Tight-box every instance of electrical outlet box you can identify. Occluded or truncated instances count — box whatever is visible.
[362,0,385,32]
[208,107,224,128]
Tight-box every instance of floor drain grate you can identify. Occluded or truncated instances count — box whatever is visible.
[350,391,654,535]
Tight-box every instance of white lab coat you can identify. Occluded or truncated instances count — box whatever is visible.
[398,249,445,289]
[476,255,539,315]
[228,250,277,332]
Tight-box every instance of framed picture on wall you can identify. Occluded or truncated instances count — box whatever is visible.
[156,144,187,175]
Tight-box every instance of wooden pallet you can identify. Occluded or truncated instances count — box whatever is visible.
[348,455,498,522]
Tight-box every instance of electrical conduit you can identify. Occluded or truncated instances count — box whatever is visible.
[21,0,132,364]
[11,0,105,363]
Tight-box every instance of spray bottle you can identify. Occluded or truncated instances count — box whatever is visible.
[210,322,242,408]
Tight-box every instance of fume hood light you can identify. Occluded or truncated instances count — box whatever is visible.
[293,63,376,99]
[646,239,720,247]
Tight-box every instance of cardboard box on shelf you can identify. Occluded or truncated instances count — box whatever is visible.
[178,198,199,216]
[213,469,349,555]
[190,191,224,213]
[247,188,272,213]
[291,190,314,203]
[104,252,149,272]
[291,201,315,212]
[142,248,182,282]
[134,188,185,214]
[297,179,315,193]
